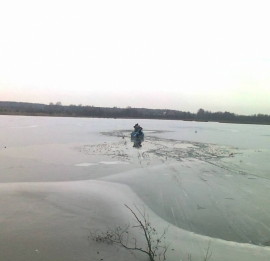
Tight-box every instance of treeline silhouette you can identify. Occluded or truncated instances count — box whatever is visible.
[0,101,269,125]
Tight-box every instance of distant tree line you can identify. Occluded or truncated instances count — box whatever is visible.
[0,101,269,125]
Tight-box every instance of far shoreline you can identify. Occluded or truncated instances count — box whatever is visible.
[1,112,270,126]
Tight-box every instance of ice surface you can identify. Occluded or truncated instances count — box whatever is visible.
[1,115,270,261]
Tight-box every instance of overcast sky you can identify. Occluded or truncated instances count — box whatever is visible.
[0,0,269,115]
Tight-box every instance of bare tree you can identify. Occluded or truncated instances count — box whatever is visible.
[202,241,212,261]
[90,204,170,261]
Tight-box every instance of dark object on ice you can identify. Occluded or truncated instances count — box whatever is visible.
[133,123,140,132]
[131,126,144,148]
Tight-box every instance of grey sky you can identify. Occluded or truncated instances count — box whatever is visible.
[0,0,269,115]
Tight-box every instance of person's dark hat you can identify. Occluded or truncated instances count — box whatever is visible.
[133,123,139,128]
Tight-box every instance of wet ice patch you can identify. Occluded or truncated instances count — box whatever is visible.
[75,161,129,167]
[12,125,40,129]
[99,161,129,165]
[75,163,98,167]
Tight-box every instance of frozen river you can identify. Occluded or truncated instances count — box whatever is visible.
[1,115,270,261]
[1,115,270,149]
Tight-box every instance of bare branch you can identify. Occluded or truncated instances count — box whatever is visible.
[203,241,212,261]
[90,204,170,261]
